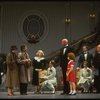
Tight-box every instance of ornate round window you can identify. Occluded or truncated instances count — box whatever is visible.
[18,11,48,44]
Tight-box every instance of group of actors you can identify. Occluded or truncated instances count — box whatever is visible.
[0,38,100,96]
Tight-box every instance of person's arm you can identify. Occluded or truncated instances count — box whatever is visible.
[17,53,26,64]
[78,54,83,68]
[86,69,92,79]
[80,69,84,79]
[6,54,12,65]
[90,54,94,68]
[66,65,73,77]
[47,67,56,79]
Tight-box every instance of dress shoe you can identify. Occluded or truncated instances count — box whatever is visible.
[69,91,72,95]
[24,93,28,95]
[11,92,14,95]
[71,91,76,95]
[20,93,24,95]
[60,92,67,95]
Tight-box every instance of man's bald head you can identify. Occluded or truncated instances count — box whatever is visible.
[96,44,100,52]
[61,38,68,46]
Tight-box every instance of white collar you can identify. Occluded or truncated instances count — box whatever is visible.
[34,57,45,62]
[68,60,73,64]
[66,44,68,46]
[64,44,68,47]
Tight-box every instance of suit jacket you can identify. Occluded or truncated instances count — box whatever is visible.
[59,46,75,68]
[93,52,100,69]
[78,52,93,68]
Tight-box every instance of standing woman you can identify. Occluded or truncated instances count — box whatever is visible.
[32,50,47,93]
[18,45,31,95]
[6,46,19,96]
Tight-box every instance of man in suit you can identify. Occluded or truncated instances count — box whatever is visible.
[59,38,75,95]
[78,45,93,68]
[93,44,100,93]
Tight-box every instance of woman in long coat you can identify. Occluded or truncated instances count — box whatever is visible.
[6,46,19,96]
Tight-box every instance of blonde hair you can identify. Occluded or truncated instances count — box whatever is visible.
[36,50,44,57]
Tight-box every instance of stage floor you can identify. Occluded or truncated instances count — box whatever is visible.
[0,91,100,99]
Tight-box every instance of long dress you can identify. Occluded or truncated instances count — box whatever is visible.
[32,57,47,86]
[77,67,92,91]
[41,66,57,92]
[66,60,76,82]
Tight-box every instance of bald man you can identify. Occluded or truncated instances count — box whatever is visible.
[59,38,75,95]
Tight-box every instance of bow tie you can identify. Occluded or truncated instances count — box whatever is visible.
[84,52,87,54]
[64,46,67,48]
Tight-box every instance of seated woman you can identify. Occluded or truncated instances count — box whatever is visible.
[40,60,57,93]
[77,61,93,93]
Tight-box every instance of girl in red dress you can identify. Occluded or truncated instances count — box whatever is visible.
[66,52,76,95]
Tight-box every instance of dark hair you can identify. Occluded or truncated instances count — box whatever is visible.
[83,61,88,66]
[82,45,88,49]
[50,60,55,66]
[20,45,26,51]
[10,45,17,51]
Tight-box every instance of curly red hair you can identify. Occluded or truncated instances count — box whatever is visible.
[68,52,75,60]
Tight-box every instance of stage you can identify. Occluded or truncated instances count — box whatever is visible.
[0,91,100,99]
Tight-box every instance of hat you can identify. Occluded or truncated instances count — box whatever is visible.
[10,45,17,50]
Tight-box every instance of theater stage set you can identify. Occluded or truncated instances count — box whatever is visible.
[0,0,100,99]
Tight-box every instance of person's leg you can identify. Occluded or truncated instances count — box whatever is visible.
[71,82,76,95]
[24,83,28,95]
[69,82,72,94]
[61,68,69,94]
[94,75,100,93]
[11,88,14,95]
[20,83,24,95]
[8,87,13,96]
[46,81,55,93]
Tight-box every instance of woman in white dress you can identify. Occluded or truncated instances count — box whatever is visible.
[77,61,93,92]
[40,60,57,93]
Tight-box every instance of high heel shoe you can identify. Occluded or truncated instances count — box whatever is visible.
[8,93,13,96]
[11,92,14,95]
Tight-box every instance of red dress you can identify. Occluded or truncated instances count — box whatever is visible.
[66,60,76,82]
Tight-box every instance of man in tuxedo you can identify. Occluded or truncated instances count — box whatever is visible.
[59,38,75,95]
[78,45,93,68]
[93,44,100,93]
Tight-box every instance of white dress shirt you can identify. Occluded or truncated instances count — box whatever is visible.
[63,45,68,55]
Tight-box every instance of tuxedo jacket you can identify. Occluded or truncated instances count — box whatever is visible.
[93,52,100,69]
[59,46,75,68]
[78,52,93,68]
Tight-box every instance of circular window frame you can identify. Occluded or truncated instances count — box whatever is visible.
[18,10,49,45]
